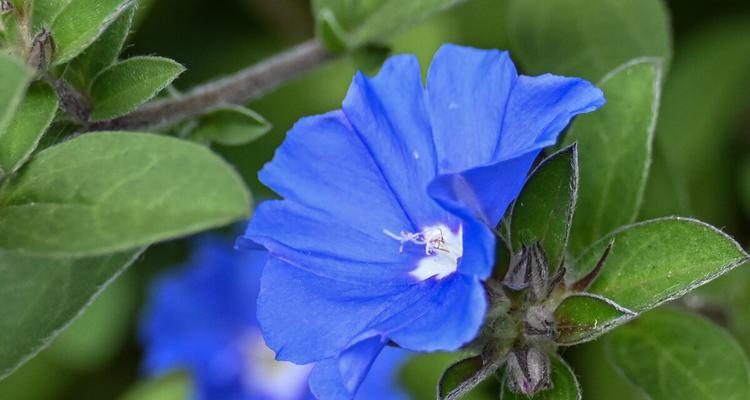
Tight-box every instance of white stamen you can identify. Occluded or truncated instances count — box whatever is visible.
[413,151,420,160]
[384,224,463,280]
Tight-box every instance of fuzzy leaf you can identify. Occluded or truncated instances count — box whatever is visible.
[0,248,142,381]
[0,132,250,257]
[89,56,185,120]
[570,218,748,314]
[437,356,489,400]
[31,0,71,34]
[507,0,671,81]
[0,82,58,175]
[501,355,580,400]
[566,60,662,256]
[606,308,750,400]
[51,0,132,65]
[510,144,577,270]
[63,2,135,93]
[189,106,271,146]
[554,293,635,346]
[0,55,32,148]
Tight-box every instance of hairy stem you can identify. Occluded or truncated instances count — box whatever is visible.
[87,38,333,131]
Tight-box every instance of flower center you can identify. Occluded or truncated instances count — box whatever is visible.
[242,331,312,399]
[384,224,463,280]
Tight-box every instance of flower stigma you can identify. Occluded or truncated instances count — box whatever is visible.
[384,225,463,280]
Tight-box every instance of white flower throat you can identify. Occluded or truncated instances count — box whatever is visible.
[384,224,463,280]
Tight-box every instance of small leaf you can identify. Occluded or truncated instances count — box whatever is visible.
[188,106,271,146]
[51,0,132,65]
[317,8,350,52]
[501,355,581,400]
[510,144,578,271]
[312,0,467,48]
[0,82,58,175]
[566,59,663,256]
[89,56,185,120]
[570,217,748,314]
[507,0,671,81]
[554,293,635,345]
[63,2,135,93]
[606,308,750,400]
[0,132,250,257]
[0,54,32,145]
[438,356,484,400]
[0,248,143,380]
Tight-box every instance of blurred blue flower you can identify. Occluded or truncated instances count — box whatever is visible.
[139,235,409,400]
[239,44,605,399]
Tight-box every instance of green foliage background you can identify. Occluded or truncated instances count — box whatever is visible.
[0,0,749,399]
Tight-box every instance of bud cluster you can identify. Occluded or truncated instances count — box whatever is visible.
[481,241,611,396]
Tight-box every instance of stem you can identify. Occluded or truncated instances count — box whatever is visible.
[87,38,333,131]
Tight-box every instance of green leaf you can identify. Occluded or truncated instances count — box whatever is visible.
[401,352,495,400]
[63,2,135,93]
[554,293,635,346]
[501,355,581,400]
[312,0,466,48]
[506,0,671,82]
[50,0,132,65]
[438,356,483,400]
[31,0,71,34]
[0,248,142,380]
[570,218,748,314]
[0,55,32,157]
[0,81,58,175]
[45,270,137,371]
[188,106,271,146]
[565,59,663,256]
[90,56,185,120]
[642,20,750,227]
[606,308,750,400]
[510,144,577,270]
[0,132,250,257]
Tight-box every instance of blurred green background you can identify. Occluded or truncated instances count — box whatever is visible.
[1,0,749,399]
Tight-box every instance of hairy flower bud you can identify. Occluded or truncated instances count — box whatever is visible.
[26,28,55,71]
[524,304,556,341]
[505,346,552,396]
[0,0,14,13]
[503,242,550,302]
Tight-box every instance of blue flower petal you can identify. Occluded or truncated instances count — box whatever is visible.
[426,44,518,173]
[426,55,605,224]
[498,74,605,158]
[342,54,453,228]
[257,257,424,364]
[387,274,487,351]
[308,336,386,400]
[357,347,410,400]
[258,110,412,234]
[428,151,538,228]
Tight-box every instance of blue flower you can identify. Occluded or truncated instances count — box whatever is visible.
[139,235,409,400]
[239,44,605,399]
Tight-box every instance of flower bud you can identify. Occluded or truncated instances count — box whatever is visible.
[504,246,531,290]
[26,28,55,71]
[524,304,556,340]
[0,0,14,13]
[505,346,552,396]
[503,242,550,302]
